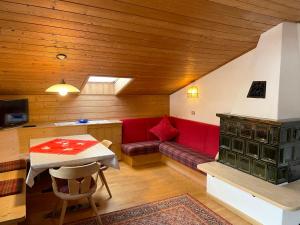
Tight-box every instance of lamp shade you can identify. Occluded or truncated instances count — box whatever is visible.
[45,80,80,96]
[187,86,199,98]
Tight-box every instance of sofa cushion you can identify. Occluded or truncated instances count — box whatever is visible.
[0,159,26,173]
[122,118,161,144]
[149,117,178,142]
[159,142,213,170]
[170,117,219,158]
[122,141,160,156]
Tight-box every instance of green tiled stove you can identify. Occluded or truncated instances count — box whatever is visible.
[217,113,300,184]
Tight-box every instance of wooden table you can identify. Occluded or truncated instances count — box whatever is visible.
[26,134,119,187]
[198,162,300,225]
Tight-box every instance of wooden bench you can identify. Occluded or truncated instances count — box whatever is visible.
[0,169,26,225]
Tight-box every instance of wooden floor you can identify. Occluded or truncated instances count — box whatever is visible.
[22,162,251,225]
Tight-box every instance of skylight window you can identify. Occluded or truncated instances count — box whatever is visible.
[83,76,133,95]
[88,76,118,83]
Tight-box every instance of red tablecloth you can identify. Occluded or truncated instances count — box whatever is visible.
[29,138,99,155]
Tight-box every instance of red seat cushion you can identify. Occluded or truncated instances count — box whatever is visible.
[149,117,178,142]
[159,142,213,170]
[121,141,160,156]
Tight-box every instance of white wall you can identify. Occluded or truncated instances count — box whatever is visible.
[277,23,300,120]
[230,23,282,120]
[170,50,255,125]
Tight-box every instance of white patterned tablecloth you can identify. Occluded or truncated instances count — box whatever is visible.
[26,134,119,187]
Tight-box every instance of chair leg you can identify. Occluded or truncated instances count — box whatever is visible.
[88,197,103,225]
[59,200,68,225]
[98,170,112,198]
[52,199,61,217]
[98,171,104,187]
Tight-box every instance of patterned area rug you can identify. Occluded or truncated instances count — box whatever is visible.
[66,194,232,225]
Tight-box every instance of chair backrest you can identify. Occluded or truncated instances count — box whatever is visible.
[49,162,99,195]
[101,140,112,149]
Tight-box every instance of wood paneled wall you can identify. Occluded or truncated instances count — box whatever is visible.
[0,128,21,162]
[0,95,169,123]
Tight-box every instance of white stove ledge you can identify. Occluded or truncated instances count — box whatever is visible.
[198,162,300,225]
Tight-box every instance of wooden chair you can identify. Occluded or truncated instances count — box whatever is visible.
[49,162,102,225]
[99,140,112,198]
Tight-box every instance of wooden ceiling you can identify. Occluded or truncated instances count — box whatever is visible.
[0,0,299,95]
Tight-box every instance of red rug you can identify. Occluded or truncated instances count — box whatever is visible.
[66,194,232,225]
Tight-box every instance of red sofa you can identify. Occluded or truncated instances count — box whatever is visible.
[121,117,219,170]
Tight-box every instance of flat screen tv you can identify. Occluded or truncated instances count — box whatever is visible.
[0,99,29,128]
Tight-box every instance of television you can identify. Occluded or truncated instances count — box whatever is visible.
[0,99,29,128]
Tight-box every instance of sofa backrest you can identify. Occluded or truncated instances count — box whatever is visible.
[121,117,161,144]
[170,117,219,158]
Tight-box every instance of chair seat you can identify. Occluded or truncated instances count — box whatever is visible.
[159,142,213,170]
[122,141,160,156]
[56,177,96,194]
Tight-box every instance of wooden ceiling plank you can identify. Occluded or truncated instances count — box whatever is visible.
[0,40,240,61]
[0,59,215,76]
[209,0,300,21]
[0,43,233,71]
[0,31,247,56]
[270,0,300,10]
[0,56,219,73]
[65,0,281,28]
[0,20,254,51]
[0,36,244,62]
[0,11,257,47]
[0,51,230,70]
[0,25,252,54]
[0,44,227,63]
[233,0,300,15]
[0,61,216,76]
[54,0,262,37]
[0,48,232,71]
[0,72,212,84]
[115,0,283,25]
[4,0,273,32]
[0,1,258,42]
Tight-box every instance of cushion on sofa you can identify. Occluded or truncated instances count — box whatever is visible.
[122,118,161,144]
[122,141,161,156]
[149,116,178,141]
[170,117,219,158]
[159,142,213,170]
